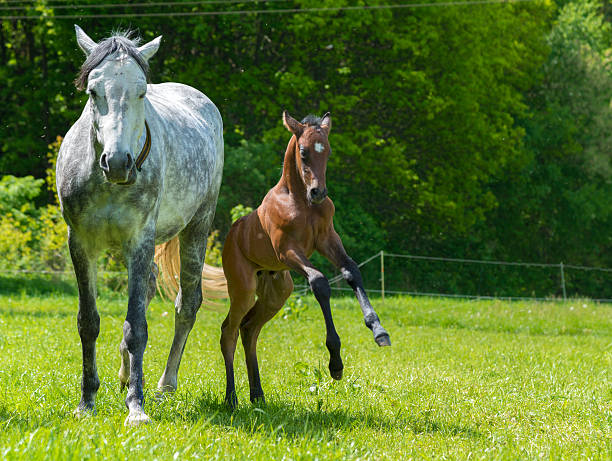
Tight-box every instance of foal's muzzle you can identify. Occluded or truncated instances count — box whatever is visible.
[309,187,328,204]
[100,151,136,185]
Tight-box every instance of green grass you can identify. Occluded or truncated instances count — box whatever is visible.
[0,291,610,460]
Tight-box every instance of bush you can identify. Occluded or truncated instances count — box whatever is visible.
[0,173,68,273]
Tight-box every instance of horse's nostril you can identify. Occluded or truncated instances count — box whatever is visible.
[99,153,109,172]
[125,153,134,170]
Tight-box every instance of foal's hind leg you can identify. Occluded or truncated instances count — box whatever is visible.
[221,231,257,408]
[240,270,293,404]
[119,263,158,391]
[158,210,213,393]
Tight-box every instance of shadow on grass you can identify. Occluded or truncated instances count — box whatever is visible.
[0,274,76,297]
[150,390,481,441]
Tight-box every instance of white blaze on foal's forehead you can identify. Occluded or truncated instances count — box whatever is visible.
[314,142,324,153]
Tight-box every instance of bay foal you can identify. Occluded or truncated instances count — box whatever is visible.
[221,111,391,407]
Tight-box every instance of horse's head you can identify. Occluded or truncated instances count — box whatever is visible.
[283,111,332,204]
[74,25,161,185]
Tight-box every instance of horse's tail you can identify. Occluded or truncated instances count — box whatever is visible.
[154,236,228,306]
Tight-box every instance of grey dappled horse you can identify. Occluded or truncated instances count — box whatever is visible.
[56,26,224,426]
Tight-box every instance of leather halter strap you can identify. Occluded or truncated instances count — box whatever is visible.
[135,120,151,171]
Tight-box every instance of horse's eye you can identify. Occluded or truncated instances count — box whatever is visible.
[88,89,97,99]
[139,93,145,99]
[299,146,308,160]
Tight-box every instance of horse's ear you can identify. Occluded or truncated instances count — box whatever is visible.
[138,36,162,62]
[75,24,96,57]
[283,111,303,137]
[320,112,331,133]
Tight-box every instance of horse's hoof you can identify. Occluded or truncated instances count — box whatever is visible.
[73,402,95,418]
[157,375,177,395]
[124,410,151,427]
[156,383,177,395]
[375,333,391,347]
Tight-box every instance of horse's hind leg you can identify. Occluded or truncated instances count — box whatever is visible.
[68,230,100,416]
[158,210,212,393]
[240,270,293,404]
[119,262,158,391]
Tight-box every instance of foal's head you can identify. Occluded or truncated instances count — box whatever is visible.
[74,26,161,185]
[283,111,332,204]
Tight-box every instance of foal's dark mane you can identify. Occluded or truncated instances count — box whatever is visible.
[300,114,324,127]
[75,32,149,90]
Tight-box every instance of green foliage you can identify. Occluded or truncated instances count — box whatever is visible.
[484,0,612,270]
[0,175,44,219]
[216,140,278,232]
[0,293,609,458]
[204,229,223,266]
[0,0,610,297]
[229,203,254,224]
[0,174,68,271]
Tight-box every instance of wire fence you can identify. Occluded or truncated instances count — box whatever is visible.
[296,251,612,303]
[1,250,610,302]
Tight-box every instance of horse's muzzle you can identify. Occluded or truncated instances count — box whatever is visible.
[100,151,136,185]
[308,187,328,204]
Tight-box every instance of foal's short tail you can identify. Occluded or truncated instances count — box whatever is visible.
[154,237,228,306]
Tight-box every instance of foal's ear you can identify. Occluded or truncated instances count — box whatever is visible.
[320,112,331,133]
[75,25,96,57]
[138,36,162,62]
[283,111,304,137]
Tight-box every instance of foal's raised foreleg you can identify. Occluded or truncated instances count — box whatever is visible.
[281,249,344,380]
[68,230,100,416]
[318,230,391,346]
[158,211,212,393]
[123,232,155,426]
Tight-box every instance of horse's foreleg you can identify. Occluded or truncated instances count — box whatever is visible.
[69,231,100,416]
[158,215,209,393]
[281,249,343,380]
[119,262,157,391]
[123,234,155,427]
[318,231,391,347]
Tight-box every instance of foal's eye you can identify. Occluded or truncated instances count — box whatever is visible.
[88,89,97,99]
[139,93,145,99]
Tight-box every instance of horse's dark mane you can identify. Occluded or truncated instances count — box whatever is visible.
[301,114,323,127]
[75,31,149,90]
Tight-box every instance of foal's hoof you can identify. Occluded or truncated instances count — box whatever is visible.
[124,410,151,427]
[250,393,266,405]
[375,333,391,347]
[329,361,344,380]
[225,392,238,410]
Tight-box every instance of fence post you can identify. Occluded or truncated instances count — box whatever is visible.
[380,250,385,301]
[560,262,567,301]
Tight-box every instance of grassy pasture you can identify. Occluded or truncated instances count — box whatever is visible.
[0,287,610,460]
